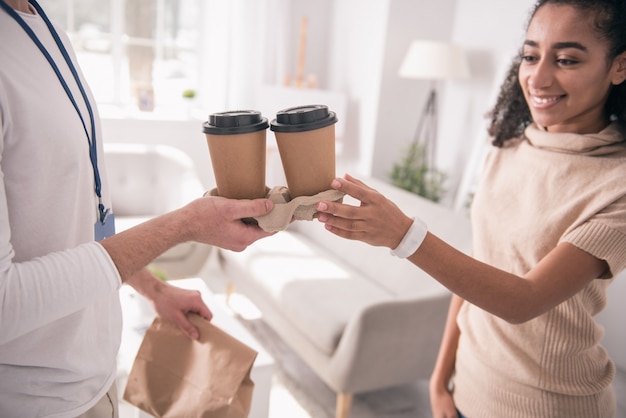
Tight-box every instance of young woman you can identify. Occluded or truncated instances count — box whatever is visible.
[315,0,626,417]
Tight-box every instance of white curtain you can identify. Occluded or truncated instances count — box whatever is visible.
[261,0,291,87]
[198,0,293,114]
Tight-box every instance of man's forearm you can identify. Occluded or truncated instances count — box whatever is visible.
[100,207,191,283]
[125,267,164,299]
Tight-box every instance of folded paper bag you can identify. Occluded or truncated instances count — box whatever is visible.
[123,314,257,418]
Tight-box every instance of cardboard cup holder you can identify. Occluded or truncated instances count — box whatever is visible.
[204,186,344,232]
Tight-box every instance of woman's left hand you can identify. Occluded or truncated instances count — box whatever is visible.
[316,174,413,249]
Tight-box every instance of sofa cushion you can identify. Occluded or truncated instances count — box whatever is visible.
[221,230,394,356]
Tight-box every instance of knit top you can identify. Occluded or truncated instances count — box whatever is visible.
[454,123,626,418]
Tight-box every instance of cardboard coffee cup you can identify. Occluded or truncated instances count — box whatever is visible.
[270,105,338,198]
[203,110,269,199]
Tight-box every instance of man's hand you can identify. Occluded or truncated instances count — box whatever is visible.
[126,268,212,339]
[101,196,275,282]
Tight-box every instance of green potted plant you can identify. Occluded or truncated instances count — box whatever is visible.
[182,88,197,118]
[182,88,196,100]
[389,142,447,203]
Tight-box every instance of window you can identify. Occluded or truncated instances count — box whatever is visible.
[46,0,201,116]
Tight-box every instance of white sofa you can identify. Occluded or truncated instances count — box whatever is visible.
[218,176,473,418]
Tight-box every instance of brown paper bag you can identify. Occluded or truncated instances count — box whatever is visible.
[123,314,258,418]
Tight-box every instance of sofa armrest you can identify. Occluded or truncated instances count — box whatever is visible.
[327,292,450,393]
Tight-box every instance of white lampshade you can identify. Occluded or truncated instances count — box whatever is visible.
[399,40,470,81]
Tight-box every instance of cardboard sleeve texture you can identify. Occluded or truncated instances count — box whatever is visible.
[206,187,345,232]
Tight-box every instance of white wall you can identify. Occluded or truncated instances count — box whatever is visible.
[444,0,532,207]
[328,0,390,176]
[368,0,534,207]
[197,0,267,114]
[253,0,392,177]
[370,0,457,182]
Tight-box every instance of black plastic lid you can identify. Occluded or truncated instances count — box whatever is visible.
[270,105,338,133]
[202,110,269,135]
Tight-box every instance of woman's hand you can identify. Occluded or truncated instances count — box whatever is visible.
[315,174,413,249]
[430,383,459,418]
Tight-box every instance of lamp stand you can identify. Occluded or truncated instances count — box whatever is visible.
[412,81,438,170]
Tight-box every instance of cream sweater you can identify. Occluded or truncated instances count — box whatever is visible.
[0,8,122,418]
[454,123,626,418]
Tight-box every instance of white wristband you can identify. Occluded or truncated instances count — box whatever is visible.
[390,217,428,258]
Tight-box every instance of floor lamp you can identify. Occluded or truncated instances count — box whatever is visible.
[398,40,470,172]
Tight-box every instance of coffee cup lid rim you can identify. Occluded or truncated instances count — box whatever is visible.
[203,110,269,135]
[270,105,338,133]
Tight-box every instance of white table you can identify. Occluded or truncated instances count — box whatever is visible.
[117,278,275,418]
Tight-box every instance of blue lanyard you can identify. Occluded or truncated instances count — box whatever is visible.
[0,0,109,223]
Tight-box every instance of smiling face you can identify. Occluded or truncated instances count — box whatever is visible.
[519,4,623,134]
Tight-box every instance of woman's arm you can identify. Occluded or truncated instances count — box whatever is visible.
[409,232,605,323]
[430,295,464,418]
[316,174,607,323]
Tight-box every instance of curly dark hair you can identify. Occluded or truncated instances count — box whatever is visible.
[487,0,626,147]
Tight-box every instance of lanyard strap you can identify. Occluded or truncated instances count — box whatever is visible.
[0,0,108,222]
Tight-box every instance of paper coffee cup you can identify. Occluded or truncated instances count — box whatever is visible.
[270,105,338,198]
[203,110,268,199]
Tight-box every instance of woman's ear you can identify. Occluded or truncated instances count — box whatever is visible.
[612,51,626,85]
